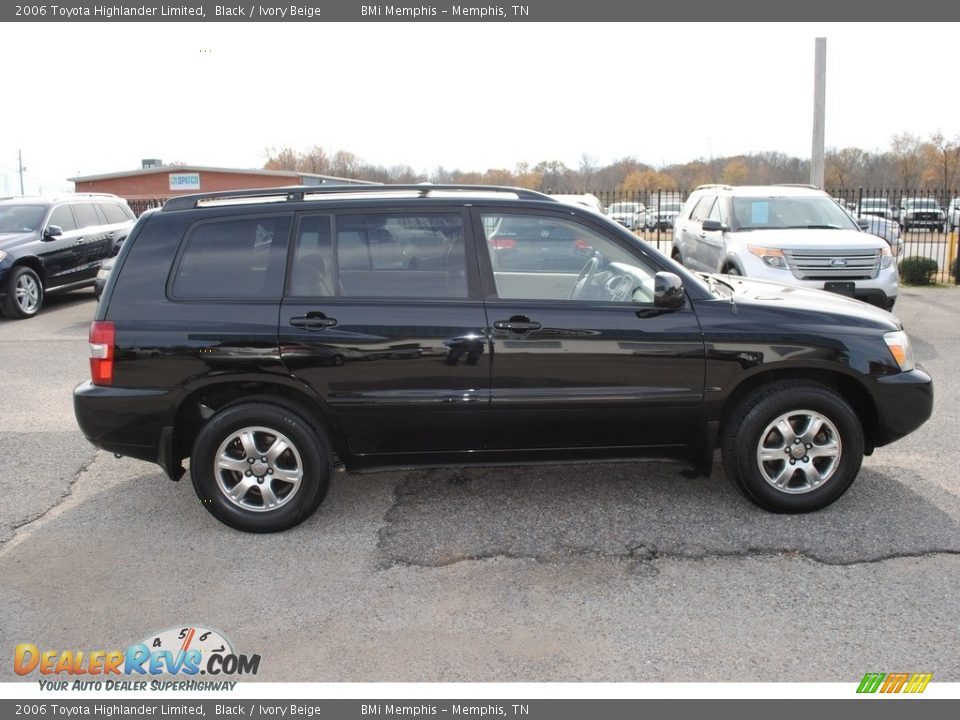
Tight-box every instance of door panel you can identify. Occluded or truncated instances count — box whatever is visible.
[279,211,490,457]
[474,209,705,451]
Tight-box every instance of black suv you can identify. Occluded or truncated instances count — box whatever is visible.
[73,185,933,532]
[0,194,136,318]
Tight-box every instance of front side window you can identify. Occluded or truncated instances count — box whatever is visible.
[689,196,714,222]
[333,213,467,299]
[172,215,290,299]
[48,206,78,233]
[481,213,657,303]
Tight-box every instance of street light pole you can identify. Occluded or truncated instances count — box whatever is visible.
[810,38,827,189]
[18,149,25,195]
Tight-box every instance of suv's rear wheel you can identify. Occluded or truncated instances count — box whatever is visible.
[2,266,44,319]
[722,382,864,513]
[190,402,330,532]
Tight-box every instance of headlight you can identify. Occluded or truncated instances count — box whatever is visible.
[0,250,7,262]
[747,245,788,269]
[884,330,916,371]
[880,245,893,268]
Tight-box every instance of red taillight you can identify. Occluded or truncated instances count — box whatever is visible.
[574,239,593,252]
[89,321,115,386]
[491,236,516,250]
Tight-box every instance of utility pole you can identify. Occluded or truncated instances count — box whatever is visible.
[18,149,26,195]
[810,38,827,189]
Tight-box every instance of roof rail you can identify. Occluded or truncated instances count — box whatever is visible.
[693,184,732,191]
[774,183,819,189]
[162,184,555,211]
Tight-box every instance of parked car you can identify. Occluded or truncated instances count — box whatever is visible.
[74,184,932,532]
[645,200,684,230]
[943,198,960,233]
[550,193,605,215]
[672,185,898,309]
[899,198,944,232]
[835,199,902,256]
[606,201,646,230]
[0,194,135,318]
[860,215,902,256]
[856,197,895,221]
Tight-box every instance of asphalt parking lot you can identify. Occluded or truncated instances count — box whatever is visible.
[1,286,958,682]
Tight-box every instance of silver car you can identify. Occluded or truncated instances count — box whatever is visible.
[672,185,898,310]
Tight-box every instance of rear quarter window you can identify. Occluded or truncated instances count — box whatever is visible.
[171,214,291,299]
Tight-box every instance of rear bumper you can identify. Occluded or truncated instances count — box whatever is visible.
[73,381,183,479]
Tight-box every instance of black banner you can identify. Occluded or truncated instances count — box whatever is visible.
[2,0,959,22]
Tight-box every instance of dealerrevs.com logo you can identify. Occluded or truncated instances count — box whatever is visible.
[14,626,260,691]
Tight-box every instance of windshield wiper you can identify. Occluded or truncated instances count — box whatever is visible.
[781,224,840,230]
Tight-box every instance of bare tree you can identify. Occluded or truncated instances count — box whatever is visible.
[890,132,924,189]
[923,131,960,203]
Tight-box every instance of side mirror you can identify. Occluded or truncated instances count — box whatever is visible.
[701,219,725,232]
[856,218,870,230]
[43,225,63,240]
[654,272,685,309]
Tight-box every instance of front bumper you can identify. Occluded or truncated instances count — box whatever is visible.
[870,368,933,447]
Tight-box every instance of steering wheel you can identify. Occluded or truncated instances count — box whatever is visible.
[568,255,600,300]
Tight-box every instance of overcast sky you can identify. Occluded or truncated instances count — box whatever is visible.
[3,21,959,194]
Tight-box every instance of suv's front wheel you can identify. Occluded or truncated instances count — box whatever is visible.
[722,382,864,513]
[190,401,331,532]
[2,266,44,319]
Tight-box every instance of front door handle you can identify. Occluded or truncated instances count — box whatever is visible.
[290,313,337,329]
[494,319,541,332]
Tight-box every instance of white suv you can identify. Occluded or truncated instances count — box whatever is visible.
[672,185,898,310]
[944,198,960,233]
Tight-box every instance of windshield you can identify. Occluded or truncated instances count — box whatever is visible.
[860,198,889,209]
[660,203,683,212]
[731,196,858,231]
[0,205,45,233]
[906,199,939,209]
[608,203,640,213]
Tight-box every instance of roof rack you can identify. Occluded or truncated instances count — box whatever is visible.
[162,184,555,211]
[774,183,819,189]
[693,184,732,191]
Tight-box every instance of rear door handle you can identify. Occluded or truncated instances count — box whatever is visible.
[494,319,541,332]
[290,313,337,329]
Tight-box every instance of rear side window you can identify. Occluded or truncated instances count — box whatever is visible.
[73,203,100,229]
[333,213,467,298]
[172,215,291,299]
[100,203,133,224]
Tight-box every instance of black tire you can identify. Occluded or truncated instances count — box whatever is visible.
[671,248,683,264]
[190,401,331,532]
[1,266,44,319]
[721,382,864,513]
[723,264,741,276]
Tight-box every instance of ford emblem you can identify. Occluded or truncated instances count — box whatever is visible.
[830,258,847,267]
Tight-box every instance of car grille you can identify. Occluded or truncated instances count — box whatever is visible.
[910,213,938,221]
[784,248,880,279]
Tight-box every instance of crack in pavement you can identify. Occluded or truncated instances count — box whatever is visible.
[375,466,960,569]
[0,446,100,555]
